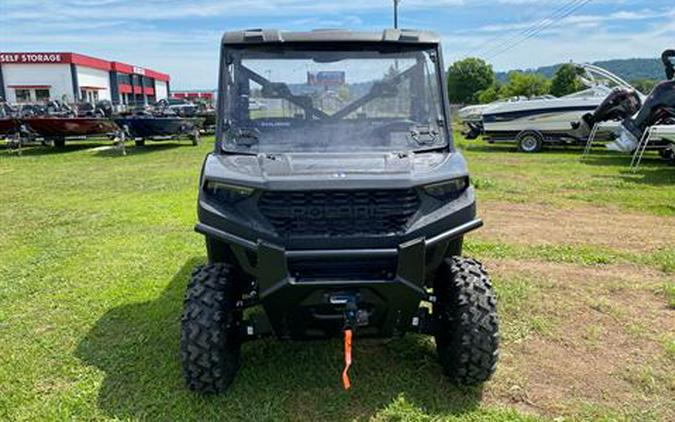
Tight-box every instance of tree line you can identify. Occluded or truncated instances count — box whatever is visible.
[446,58,660,105]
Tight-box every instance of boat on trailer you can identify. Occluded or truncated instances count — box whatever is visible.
[114,113,204,146]
[0,102,20,138]
[20,101,118,147]
[0,117,19,138]
[582,50,675,169]
[463,64,643,152]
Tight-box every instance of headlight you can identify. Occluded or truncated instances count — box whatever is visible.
[424,177,469,200]
[204,180,254,203]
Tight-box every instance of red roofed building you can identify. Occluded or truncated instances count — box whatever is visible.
[0,52,170,106]
[171,89,216,103]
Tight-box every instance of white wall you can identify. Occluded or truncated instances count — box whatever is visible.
[154,80,168,100]
[2,64,73,103]
[76,66,111,101]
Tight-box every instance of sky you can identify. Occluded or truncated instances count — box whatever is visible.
[1,0,674,89]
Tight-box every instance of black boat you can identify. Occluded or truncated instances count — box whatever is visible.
[196,104,216,133]
[114,108,204,146]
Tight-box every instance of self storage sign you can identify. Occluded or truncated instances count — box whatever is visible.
[0,53,64,64]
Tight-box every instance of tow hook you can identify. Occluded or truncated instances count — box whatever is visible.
[331,295,359,390]
[342,328,353,390]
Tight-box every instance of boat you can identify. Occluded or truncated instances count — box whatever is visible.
[154,98,215,133]
[19,101,119,147]
[0,102,20,137]
[22,117,118,138]
[197,105,216,129]
[114,110,205,146]
[0,119,18,136]
[463,64,643,152]
[606,50,675,152]
[458,95,546,124]
[581,50,675,168]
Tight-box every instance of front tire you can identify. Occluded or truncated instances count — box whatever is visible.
[180,263,243,393]
[434,256,499,385]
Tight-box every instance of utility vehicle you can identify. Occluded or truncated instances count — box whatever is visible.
[181,29,499,392]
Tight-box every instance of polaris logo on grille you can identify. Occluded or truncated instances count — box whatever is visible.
[283,204,401,220]
[259,189,420,236]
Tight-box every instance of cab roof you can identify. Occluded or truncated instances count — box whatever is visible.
[221,29,440,45]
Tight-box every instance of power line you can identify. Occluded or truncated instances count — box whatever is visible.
[478,0,590,59]
[486,0,593,60]
[475,0,578,57]
[465,0,565,58]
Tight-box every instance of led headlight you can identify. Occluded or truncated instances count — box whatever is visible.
[424,177,469,200]
[204,180,255,203]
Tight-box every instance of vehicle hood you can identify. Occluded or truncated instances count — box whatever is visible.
[202,151,469,190]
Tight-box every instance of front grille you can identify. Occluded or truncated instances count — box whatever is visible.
[259,189,420,237]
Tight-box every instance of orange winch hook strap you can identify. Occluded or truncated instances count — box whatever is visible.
[342,329,353,390]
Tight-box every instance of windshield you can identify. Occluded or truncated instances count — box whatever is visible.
[219,44,448,154]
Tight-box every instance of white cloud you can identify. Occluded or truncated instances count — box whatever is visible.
[2,0,674,88]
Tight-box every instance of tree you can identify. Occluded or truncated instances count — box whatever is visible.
[477,83,502,104]
[502,71,550,98]
[446,58,495,104]
[631,79,658,95]
[550,63,584,97]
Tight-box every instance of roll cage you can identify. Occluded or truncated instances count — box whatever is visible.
[214,32,454,152]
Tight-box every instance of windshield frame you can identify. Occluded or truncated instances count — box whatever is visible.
[215,41,454,154]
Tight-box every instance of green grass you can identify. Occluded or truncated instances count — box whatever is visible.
[456,138,675,216]
[0,137,673,421]
[465,239,675,273]
[664,282,675,309]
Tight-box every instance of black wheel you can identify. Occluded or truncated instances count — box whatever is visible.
[516,131,543,153]
[433,256,499,385]
[135,139,145,147]
[659,146,675,165]
[53,138,66,148]
[181,263,243,393]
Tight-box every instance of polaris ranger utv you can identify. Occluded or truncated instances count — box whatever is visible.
[182,29,499,392]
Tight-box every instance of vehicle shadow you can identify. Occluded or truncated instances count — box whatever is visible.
[75,258,483,421]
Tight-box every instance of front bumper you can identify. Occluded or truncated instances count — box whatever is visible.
[195,219,482,339]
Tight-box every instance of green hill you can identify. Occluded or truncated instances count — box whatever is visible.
[496,58,666,83]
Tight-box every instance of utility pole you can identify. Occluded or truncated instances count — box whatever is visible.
[393,0,401,29]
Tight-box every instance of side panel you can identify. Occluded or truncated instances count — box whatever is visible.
[109,71,119,105]
[484,109,595,133]
[0,65,5,100]
[435,45,455,151]
[76,66,112,101]
[215,44,228,151]
[154,80,169,100]
[1,63,73,102]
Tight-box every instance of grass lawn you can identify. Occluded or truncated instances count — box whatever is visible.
[0,137,673,421]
